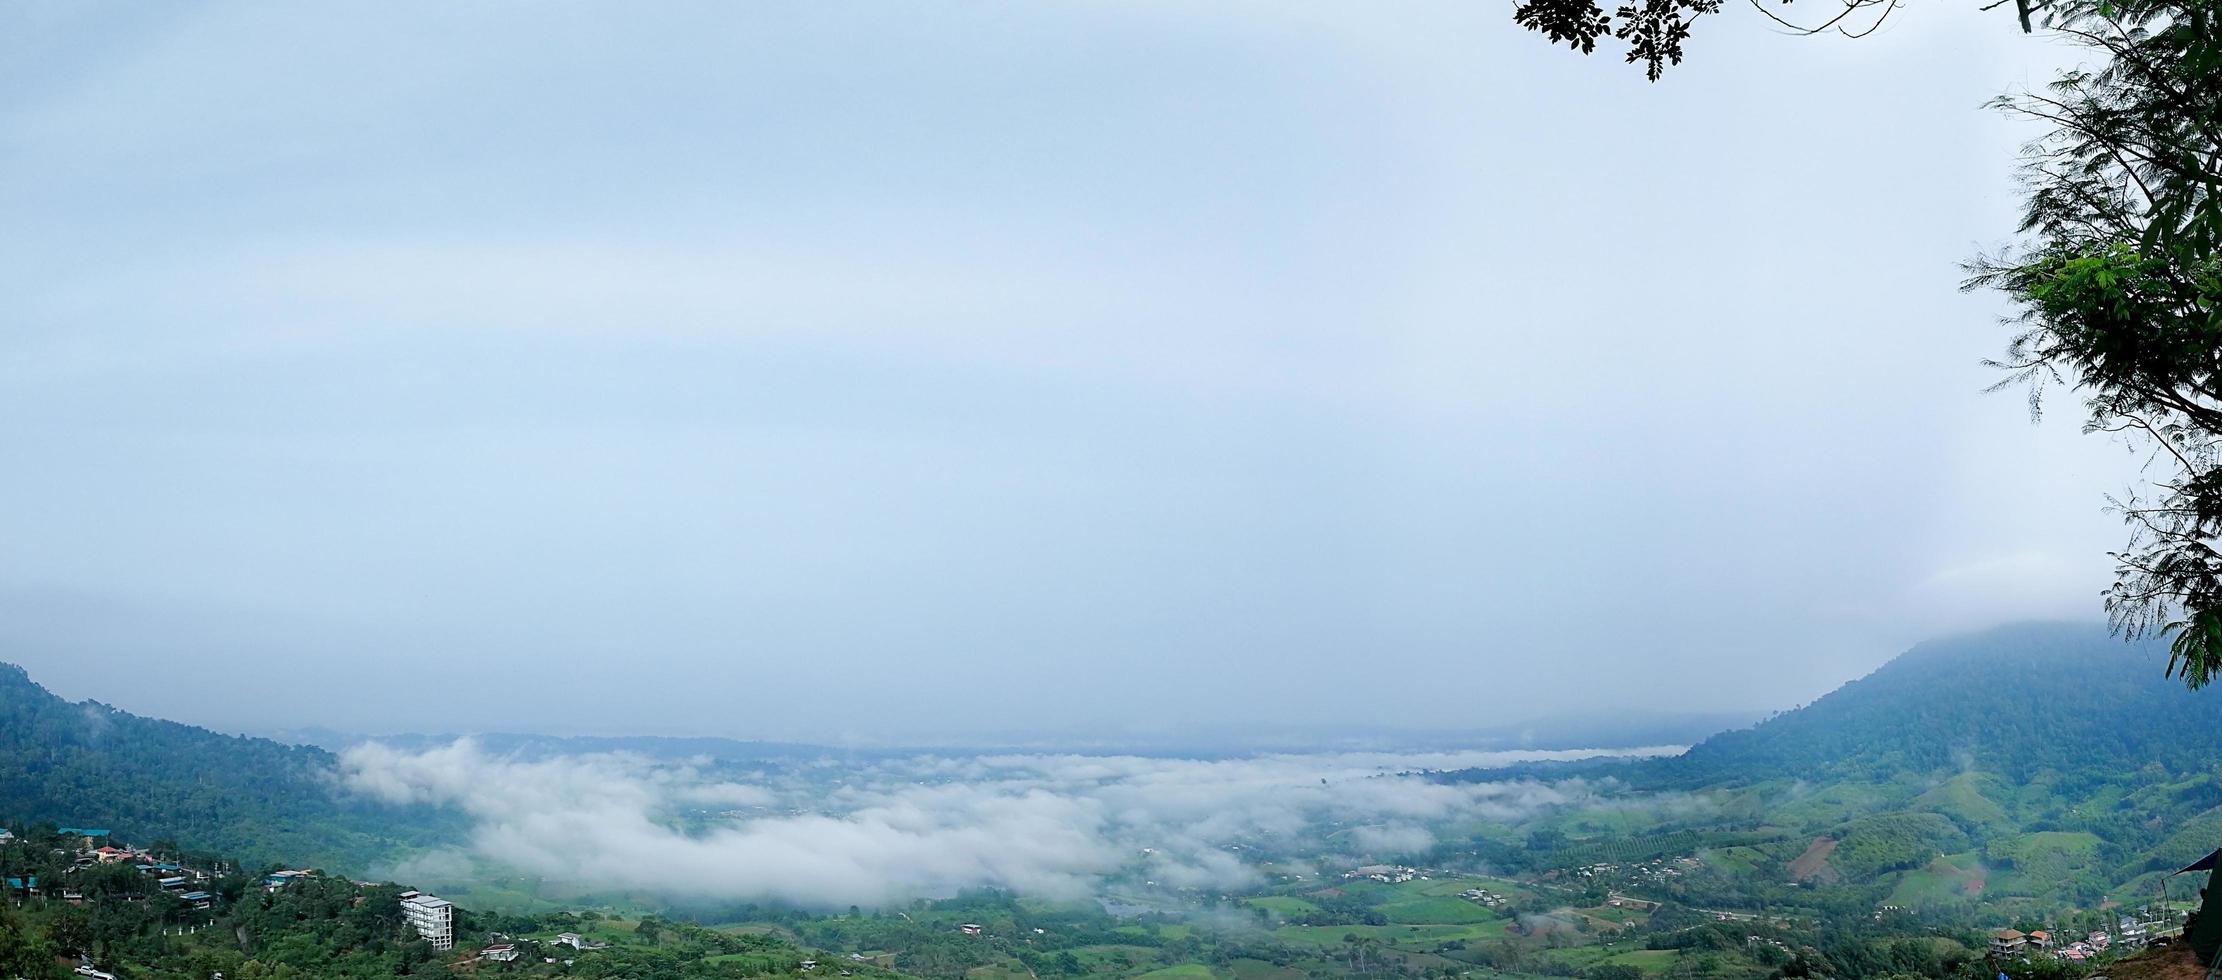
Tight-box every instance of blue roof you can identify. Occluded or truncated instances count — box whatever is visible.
[5,876,36,888]
[180,891,212,900]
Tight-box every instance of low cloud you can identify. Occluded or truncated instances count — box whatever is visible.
[340,742,1672,908]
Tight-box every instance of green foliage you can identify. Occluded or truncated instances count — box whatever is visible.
[1831,814,1971,879]
[1966,0,2222,686]
[0,662,464,871]
[1664,624,2209,786]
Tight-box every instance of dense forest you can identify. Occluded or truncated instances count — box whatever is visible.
[1663,624,2205,787]
[0,663,460,872]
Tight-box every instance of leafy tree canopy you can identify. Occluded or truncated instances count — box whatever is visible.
[1967,1,2222,686]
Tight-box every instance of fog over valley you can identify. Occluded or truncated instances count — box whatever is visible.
[5,2,2220,979]
[340,740,1680,907]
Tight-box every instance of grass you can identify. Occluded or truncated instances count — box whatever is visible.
[1604,949,1684,972]
[1244,896,1321,917]
[1886,852,1987,905]
[1272,922,1505,950]
[1378,896,1500,925]
[1703,846,1769,875]
[1072,944,1160,967]
[1227,959,1309,980]
[1911,772,2012,830]
[1131,967,1216,980]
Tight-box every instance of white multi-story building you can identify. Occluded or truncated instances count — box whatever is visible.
[400,891,454,950]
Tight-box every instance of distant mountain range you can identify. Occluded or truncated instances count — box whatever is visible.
[255,709,1757,763]
[4,619,2212,895]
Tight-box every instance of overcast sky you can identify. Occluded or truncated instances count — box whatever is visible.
[0,1,2137,739]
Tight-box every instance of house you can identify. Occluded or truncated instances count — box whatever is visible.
[959,924,984,937]
[263,869,315,891]
[480,944,520,963]
[57,828,111,847]
[4,876,37,896]
[0,828,14,842]
[553,933,606,951]
[94,846,132,863]
[180,891,214,911]
[2089,931,2111,950]
[2121,917,2150,943]
[1991,930,2027,956]
[2028,930,2053,948]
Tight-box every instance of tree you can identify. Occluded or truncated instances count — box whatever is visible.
[1510,0,2043,80]
[0,903,60,980]
[47,904,93,958]
[1967,0,2222,685]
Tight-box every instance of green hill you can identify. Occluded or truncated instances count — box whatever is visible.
[1908,772,2011,832]
[1444,623,2222,907]
[0,661,456,871]
[1666,622,2203,786]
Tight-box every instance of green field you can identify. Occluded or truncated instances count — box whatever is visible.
[1703,845,1770,875]
[1273,922,1505,949]
[1132,967,1216,980]
[1073,944,1161,967]
[1604,948,1685,972]
[1886,852,1988,905]
[1379,895,1500,925]
[1244,896,1322,916]
[1227,959,1308,980]
[1911,772,2012,829]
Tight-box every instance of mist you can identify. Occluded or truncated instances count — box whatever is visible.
[339,741,1674,907]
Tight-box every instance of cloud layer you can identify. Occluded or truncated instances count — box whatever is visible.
[341,741,1673,907]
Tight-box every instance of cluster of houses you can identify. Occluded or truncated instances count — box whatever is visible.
[1461,886,1511,909]
[473,931,610,966]
[1556,857,1696,886]
[1990,917,2164,963]
[1605,893,1662,913]
[1342,865,1419,884]
[1,827,218,911]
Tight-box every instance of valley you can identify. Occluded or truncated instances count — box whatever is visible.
[4,623,2219,979]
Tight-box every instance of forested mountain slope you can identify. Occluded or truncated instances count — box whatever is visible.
[0,662,457,871]
[1663,622,2209,787]
[1438,623,2222,911]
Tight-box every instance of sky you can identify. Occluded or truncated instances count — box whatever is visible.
[0,1,2143,740]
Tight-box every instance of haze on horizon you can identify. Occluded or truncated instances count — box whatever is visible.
[0,1,2136,740]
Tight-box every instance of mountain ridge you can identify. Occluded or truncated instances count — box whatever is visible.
[0,660,458,872]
